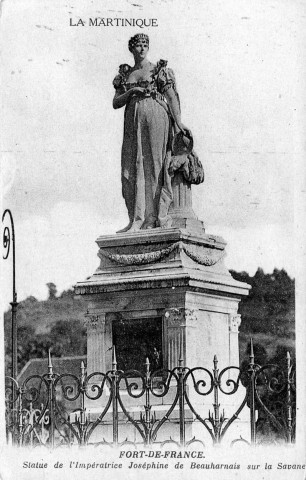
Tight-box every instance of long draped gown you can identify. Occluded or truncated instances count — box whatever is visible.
[113,62,177,229]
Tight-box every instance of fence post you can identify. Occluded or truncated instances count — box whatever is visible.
[16,384,23,447]
[28,401,33,447]
[111,347,119,446]
[286,351,293,443]
[2,210,19,400]
[178,357,185,447]
[248,338,256,445]
[144,357,153,446]
[47,350,55,448]
[213,355,221,444]
[79,361,86,446]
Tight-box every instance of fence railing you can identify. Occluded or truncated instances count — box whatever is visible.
[5,341,295,448]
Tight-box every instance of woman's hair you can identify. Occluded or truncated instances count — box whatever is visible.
[128,33,149,52]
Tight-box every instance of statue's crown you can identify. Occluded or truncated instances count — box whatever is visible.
[128,34,149,52]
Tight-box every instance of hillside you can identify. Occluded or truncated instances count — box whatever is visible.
[230,268,295,363]
[4,269,295,373]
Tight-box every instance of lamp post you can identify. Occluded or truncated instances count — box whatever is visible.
[2,209,18,382]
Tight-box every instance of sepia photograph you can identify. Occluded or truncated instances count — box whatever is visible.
[1,0,305,479]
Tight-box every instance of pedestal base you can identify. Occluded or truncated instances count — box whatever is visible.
[74,227,250,445]
[70,398,251,447]
[75,228,250,373]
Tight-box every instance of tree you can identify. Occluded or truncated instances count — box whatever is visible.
[50,319,86,356]
[46,282,57,300]
[269,345,295,367]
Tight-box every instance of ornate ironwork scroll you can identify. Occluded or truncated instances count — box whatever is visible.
[5,346,295,448]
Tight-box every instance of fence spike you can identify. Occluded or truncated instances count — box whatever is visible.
[81,361,85,376]
[48,349,53,374]
[250,338,254,364]
[286,351,291,373]
[178,347,184,367]
[213,354,218,368]
[145,357,150,374]
[112,346,117,370]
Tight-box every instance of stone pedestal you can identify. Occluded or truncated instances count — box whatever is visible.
[75,228,250,373]
[74,226,250,444]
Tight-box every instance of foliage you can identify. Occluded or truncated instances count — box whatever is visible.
[4,286,87,374]
[230,268,294,336]
[4,269,295,374]
[231,268,295,365]
[46,282,58,300]
[14,319,87,373]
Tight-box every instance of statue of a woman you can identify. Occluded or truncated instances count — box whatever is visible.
[113,33,193,232]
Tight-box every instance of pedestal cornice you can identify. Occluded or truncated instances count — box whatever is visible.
[74,228,251,299]
[95,228,226,250]
[75,271,250,298]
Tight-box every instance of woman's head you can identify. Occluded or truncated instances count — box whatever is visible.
[128,33,149,58]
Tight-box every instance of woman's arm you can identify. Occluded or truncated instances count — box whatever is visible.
[164,88,192,137]
[113,87,146,109]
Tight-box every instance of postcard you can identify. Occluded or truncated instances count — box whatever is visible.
[1,0,305,479]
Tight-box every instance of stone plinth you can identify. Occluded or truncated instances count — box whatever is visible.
[168,172,204,231]
[74,226,251,444]
[75,228,250,374]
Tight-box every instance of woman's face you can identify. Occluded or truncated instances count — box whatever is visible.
[132,39,149,60]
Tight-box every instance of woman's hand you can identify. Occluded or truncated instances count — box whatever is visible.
[113,86,146,109]
[131,86,147,96]
[177,123,193,139]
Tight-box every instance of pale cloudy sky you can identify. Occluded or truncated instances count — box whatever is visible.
[1,0,306,307]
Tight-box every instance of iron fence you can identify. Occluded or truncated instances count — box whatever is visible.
[5,341,295,448]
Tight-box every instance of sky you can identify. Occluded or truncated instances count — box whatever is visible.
[1,0,306,307]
